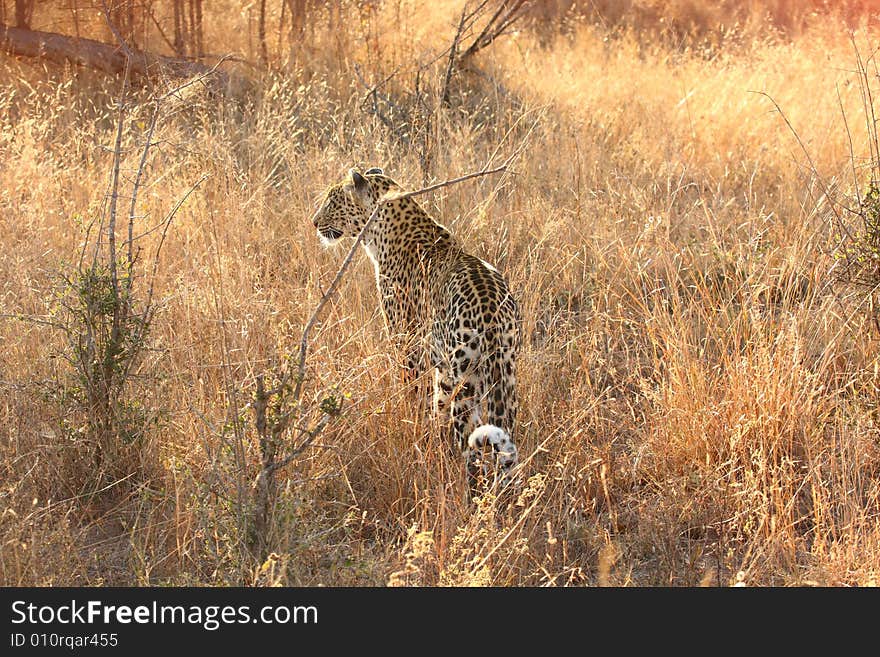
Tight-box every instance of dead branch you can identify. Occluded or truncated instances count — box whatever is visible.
[441,5,471,105]
[123,54,231,287]
[121,173,209,382]
[0,23,227,82]
[354,64,412,146]
[459,0,529,62]
[258,0,269,67]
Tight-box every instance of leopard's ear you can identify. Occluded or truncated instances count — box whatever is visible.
[365,167,384,176]
[349,168,368,191]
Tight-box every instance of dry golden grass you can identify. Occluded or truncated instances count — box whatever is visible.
[2,1,880,586]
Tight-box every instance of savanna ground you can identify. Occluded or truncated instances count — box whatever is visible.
[2,0,880,587]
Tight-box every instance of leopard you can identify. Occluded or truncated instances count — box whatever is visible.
[311,166,521,494]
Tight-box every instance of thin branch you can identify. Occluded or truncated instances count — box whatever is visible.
[441,5,469,105]
[146,3,180,55]
[0,313,65,330]
[100,0,138,60]
[124,54,230,286]
[121,173,209,382]
[852,33,879,179]
[127,104,159,281]
[104,56,130,310]
[464,0,510,58]
[148,174,208,304]
[751,90,847,231]
[159,54,234,101]
[267,412,333,475]
[460,0,528,61]
[840,82,862,195]
[353,64,412,146]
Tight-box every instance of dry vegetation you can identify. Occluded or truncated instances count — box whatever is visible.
[2,0,880,586]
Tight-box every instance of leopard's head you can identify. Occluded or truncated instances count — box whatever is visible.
[311,167,388,244]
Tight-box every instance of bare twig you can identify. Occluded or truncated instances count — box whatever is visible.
[459,0,529,61]
[102,25,224,379]
[839,84,862,214]
[353,64,412,146]
[266,413,332,476]
[0,313,65,329]
[97,57,129,277]
[103,57,132,383]
[127,106,159,280]
[441,5,470,105]
[258,0,269,66]
[852,34,879,176]
[146,3,181,55]
[100,0,138,61]
[121,173,209,382]
[103,7,227,292]
[751,90,847,232]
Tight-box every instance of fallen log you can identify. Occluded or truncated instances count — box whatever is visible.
[0,23,225,81]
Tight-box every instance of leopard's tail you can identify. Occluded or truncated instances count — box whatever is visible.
[467,424,518,475]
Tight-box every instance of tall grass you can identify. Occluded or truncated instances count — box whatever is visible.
[1,1,879,586]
